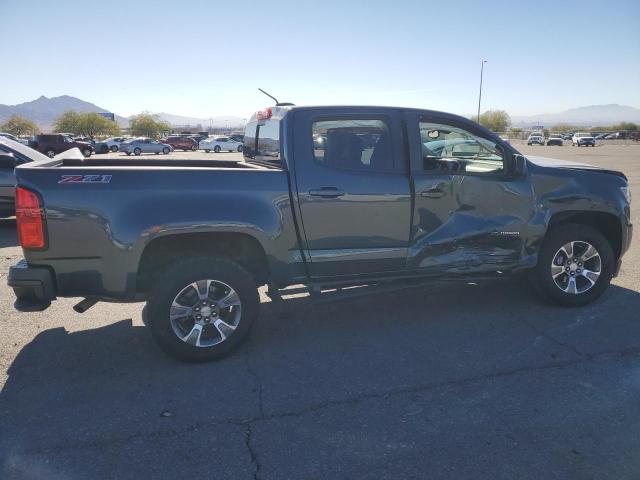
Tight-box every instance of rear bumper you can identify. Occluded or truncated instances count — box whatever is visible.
[7,260,56,312]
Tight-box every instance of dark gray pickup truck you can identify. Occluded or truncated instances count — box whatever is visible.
[8,106,633,361]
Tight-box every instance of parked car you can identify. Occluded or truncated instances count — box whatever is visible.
[546,134,564,146]
[604,132,626,140]
[92,142,110,154]
[7,105,632,362]
[527,133,545,145]
[562,133,574,140]
[164,136,198,151]
[572,132,596,147]
[29,134,93,158]
[102,137,127,152]
[119,138,173,155]
[0,137,42,217]
[0,132,29,145]
[199,136,243,153]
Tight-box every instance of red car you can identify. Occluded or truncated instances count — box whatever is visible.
[163,136,198,151]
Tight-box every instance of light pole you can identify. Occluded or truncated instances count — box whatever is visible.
[477,60,487,123]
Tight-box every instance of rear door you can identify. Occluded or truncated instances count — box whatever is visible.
[292,108,412,278]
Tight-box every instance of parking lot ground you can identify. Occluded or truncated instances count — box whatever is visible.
[1,145,639,479]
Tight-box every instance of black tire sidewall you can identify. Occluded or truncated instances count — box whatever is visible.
[534,224,614,306]
[146,256,259,362]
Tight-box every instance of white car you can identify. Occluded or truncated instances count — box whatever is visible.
[572,132,596,147]
[102,137,128,152]
[199,136,243,153]
[527,132,545,145]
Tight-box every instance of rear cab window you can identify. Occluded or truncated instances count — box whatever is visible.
[243,106,289,167]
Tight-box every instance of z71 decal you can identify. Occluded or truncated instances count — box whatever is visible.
[58,174,112,184]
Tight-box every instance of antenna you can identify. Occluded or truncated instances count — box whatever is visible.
[258,88,279,105]
[258,88,295,107]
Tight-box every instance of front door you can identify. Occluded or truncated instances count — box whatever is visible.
[293,109,412,278]
[406,112,534,275]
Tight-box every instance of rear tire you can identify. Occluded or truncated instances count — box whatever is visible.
[237,145,243,152]
[530,224,614,307]
[214,145,221,153]
[146,256,260,362]
[163,147,170,154]
[191,144,197,151]
[134,147,141,156]
[82,148,92,157]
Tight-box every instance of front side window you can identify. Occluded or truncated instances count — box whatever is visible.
[312,119,391,171]
[420,121,503,174]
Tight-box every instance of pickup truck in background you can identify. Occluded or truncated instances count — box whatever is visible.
[7,106,633,361]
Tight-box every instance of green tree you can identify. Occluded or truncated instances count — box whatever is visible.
[53,111,82,134]
[129,112,170,138]
[54,111,120,137]
[1,115,39,136]
[612,122,637,131]
[476,110,510,132]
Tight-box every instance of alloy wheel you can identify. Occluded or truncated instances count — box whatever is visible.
[169,279,242,347]
[551,241,601,294]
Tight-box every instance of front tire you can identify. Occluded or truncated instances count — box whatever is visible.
[146,256,260,362]
[110,145,118,152]
[134,147,142,156]
[214,145,221,153]
[163,147,170,154]
[531,224,614,307]
[237,145,243,152]
[82,148,92,157]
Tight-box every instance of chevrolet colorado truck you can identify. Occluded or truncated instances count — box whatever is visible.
[7,106,633,361]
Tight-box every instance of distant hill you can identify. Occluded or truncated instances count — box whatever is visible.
[0,95,245,131]
[0,95,128,131]
[511,104,640,127]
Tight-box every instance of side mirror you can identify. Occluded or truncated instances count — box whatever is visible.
[0,153,17,168]
[512,154,527,177]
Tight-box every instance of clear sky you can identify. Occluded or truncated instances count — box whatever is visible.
[1,0,639,119]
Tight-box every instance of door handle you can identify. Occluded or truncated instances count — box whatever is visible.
[308,187,345,198]
[420,187,445,199]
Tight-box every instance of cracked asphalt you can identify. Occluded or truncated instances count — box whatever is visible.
[1,144,639,479]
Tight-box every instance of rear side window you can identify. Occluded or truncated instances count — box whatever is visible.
[243,120,281,164]
[312,119,391,172]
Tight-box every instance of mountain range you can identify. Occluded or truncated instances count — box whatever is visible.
[0,96,245,131]
[510,104,640,127]
[1,96,639,131]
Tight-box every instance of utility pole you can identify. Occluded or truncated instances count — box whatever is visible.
[477,60,487,123]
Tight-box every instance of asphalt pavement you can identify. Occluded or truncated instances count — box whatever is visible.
[1,144,639,479]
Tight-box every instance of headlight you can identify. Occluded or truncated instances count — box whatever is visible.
[621,186,631,204]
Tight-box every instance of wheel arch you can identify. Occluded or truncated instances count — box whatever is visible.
[547,210,622,262]
[137,232,270,293]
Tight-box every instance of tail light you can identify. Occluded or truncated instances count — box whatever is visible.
[256,107,272,121]
[16,186,46,249]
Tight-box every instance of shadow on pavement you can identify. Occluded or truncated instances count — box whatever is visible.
[2,280,640,478]
[0,218,17,248]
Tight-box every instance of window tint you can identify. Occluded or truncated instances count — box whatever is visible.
[420,121,503,175]
[312,119,391,171]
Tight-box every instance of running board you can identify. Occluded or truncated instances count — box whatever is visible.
[275,272,514,303]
